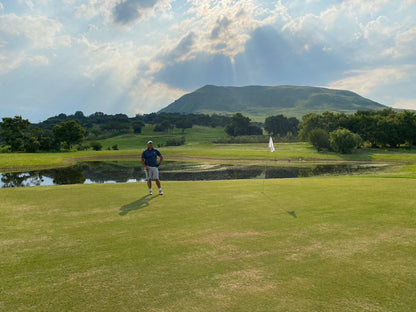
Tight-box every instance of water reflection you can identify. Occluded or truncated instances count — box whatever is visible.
[0,161,383,188]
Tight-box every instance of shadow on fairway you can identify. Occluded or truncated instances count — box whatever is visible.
[119,195,158,216]
[287,211,297,218]
[262,191,297,219]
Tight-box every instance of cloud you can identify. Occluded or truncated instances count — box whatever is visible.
[328,67,408,95]
[161,32,197,64]
[165,0,279,62]
[281,0,416,64]
[383,26,416,60]
[1,0,416,121]
[0,13,71,50]
[75,0,173,25]
[0,52,26,75]
[128,78,185,114]
[112,0,158,25]
[155,26,346,90]
[0,13,71,74]
[328,65,416,106]
[393,99,416,110]
[210,16,231,39]
[77,36,147,88]
[18,0,34,10]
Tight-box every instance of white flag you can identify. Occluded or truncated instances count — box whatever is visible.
[268,136,275,152]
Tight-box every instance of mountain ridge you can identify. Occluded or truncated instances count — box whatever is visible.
[160,85,387,119]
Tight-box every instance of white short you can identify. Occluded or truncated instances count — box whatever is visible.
[145,166,159,181]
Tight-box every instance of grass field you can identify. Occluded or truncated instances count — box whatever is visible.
[1,177,415,311]
[2,141,416,173]
[1,139,416,311]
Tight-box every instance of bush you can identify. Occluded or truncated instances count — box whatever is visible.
[76,144,90,151]
[329,128,362,154]
[308,128,330,151]
[112,144,119,150]
[165,137,185,146]
[90,141,103,151]
[0,145,11,153]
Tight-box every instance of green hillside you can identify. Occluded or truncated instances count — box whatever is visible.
[160,85,387,119]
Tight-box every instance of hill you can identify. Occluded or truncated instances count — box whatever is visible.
[160,85,387,119]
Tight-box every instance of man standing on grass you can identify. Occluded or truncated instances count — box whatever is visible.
[141,140,163,195]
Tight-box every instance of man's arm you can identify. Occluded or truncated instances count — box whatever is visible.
[141,157,148,170]
[158,154,163,166]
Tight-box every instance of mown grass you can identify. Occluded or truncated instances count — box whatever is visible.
[0,150,140,172]
[2,142,416,173]
[1,177,415,311]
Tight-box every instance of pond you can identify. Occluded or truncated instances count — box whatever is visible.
[0,160,386,188]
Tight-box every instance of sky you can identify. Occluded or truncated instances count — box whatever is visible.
[0,0,415,122]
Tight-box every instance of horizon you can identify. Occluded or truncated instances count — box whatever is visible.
[1,0,415,122]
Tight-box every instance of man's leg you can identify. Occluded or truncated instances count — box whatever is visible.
[147,179,152,195]
[156,179,163,195]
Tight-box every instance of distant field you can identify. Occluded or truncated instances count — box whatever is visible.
[1,177,415,311]
[95,125,227,150]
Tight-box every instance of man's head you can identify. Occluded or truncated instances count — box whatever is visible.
[147,140,153,149]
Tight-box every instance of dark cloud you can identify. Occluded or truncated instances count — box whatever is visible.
[113,0,159,25]
[211,17,231,39]
[162,32,196,62]
[155,26,348,90]
[154,53,234,90]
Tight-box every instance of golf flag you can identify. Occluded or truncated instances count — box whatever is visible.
[269,136,275,152]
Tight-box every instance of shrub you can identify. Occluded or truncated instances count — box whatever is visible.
[329,128,362,154]
[90,141,103,151]
[165,137,185,146]
[0,145,11,153]
[308,128,330,151]
[112,144,119,150]
[76,144,90,151]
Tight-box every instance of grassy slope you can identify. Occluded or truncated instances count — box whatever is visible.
[1,178,415,311]
[96,125,227,150]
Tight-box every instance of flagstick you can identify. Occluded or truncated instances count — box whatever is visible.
[264,136,275,193]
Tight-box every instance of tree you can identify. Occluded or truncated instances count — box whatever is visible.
[374,114,402,148]
[132,121,145,134]
[154,120,173,133]
[0,116,30,151]
[90,141,102,151]
[225,113,262,136]
[264,115,299,136]
[329,128,362,154]
[298,112,341,141]
[397,111,416,147]
[308,128,330,151]
[53,120,85,150]
[175,119,193,133]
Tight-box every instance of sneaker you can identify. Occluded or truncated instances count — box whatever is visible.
[159,190,163,195]
[149,190,152,195]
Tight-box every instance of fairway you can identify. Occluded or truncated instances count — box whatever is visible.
[1,177,415,311]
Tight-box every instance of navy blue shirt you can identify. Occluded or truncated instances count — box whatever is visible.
[141,148,161,166]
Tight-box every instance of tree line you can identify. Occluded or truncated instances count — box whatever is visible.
[0,112,232,152]
[1,108,415,153]
[299,108,416,152]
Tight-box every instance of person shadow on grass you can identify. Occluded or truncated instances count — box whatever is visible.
[119,195,157,216]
